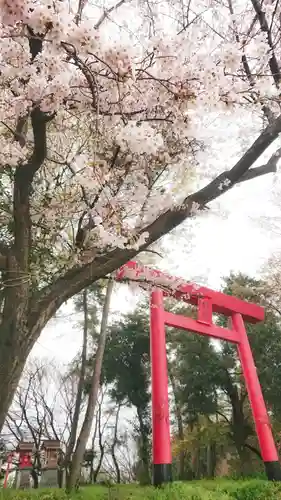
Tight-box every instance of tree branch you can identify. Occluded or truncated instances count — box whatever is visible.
[189,115,281,205]
[95,0,127,29]
[238,147,281,182]
[250,0,281,87]
[12,30,55,277]
[227,0,275,124]
[216,410,231,424]
[244,442,262,459]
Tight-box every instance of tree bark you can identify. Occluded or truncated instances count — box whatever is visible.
[206,443,216,478]
[92,402,104,483]
[169,366,186,480]
[111,403,121,484]
[64,289,88,476]
[136,407,150,484]
[66,280,113,492]
[224,372,255,475]
[0,326,31,432]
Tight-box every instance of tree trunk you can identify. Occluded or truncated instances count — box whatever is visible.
[93,403,104,483]
[206,443,216,478]
[66,280,114,492]
[225,373,254,476]
[89,409,98,484]
[136,408,150,484]
[169,366,185,480]
[0,329,30,432]
[111,404,121,484]
[31,468,39,489]
[64,289,88,477]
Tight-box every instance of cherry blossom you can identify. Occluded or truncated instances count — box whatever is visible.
[0,0,281,283]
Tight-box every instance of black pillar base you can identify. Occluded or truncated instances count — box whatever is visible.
[264,461,281,481]
[152,463,172,487]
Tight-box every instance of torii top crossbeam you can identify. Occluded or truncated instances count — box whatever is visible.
[115,261,264,324]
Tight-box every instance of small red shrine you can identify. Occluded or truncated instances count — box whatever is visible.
[17,442,33,469]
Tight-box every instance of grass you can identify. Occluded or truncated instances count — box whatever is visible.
[1,480,281,500]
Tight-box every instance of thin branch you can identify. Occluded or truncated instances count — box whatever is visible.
[227,0,274,123]
[244,442,262,459]
[95,0,127,29]
[216,410,231,424]
[74,0,88,24]
[190,114,281,205]
[250,0,281,87]
[139,249,163,259]
[238,147,281,182]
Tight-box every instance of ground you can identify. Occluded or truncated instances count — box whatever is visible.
[1,480,281,500]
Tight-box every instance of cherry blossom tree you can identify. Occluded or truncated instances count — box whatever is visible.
[1,0,281,431]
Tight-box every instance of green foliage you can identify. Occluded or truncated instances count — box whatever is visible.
[169,274,281,475]
[102,308,150,410]
[219,273,281,419]
[2,481,281,500]
[169,332,221,421]
[101,308,151,483]
[170,273,281,425]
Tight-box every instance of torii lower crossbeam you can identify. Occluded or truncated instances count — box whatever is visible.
[115,261,281,485]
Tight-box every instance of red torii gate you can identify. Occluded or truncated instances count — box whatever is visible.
[115,261,281,485]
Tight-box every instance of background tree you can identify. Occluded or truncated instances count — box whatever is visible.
[101,308,151,484]
[4,360,78,487]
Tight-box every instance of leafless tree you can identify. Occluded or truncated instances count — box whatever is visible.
[66,280,114,490]
[101,411,137,484]
[5,359,87,487]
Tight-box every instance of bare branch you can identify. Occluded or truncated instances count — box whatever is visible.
[244,442,262,459]
[95,0,127,29]
[236,147,281,183]
[190,115,281,205]
[74,0,88,24]
[250,0,281,87]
